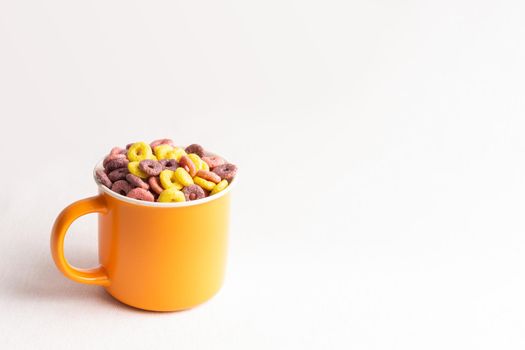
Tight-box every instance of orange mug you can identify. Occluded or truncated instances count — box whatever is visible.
[51,161,234,311]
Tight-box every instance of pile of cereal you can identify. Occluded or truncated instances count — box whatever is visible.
[95,139,237,203]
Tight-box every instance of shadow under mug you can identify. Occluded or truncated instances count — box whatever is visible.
[51,161,233,311]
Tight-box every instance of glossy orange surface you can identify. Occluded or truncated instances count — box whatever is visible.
[51,190,230,311]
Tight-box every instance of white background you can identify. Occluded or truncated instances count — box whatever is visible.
[1,0,524,349]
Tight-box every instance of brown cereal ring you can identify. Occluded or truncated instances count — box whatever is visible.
[185,144,205,157]
[95,169,112,188]
[182,184,206,201]
[159,159,179,171]
[179,155,197,177]
[126,173,149,190]
[202,156,226,169]
[150,138,175,149]
[127,188,155,202]
[111,180,132,196]
[212,163,237,182]
[108,167,129,182]
[139,159,162,176]
[148,176,164,195]
[196,170,221,184]
[105,157,129,172]
[103,153,126,167]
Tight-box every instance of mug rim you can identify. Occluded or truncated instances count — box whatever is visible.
[92,159,236,208]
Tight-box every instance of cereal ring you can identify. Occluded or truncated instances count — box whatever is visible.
[150,138,175,149]
[174,167,194,186]
[128,161,149,179]
[193,176,216,191]
[127,142,153,162]
[210,179,229,195]
[139,159,162,176]
[159,159,179,171]
[196,170,221,184]
[188,153,207,171]
[148,176,164,195]
[154,144,174,160]
[200,159,210,171]
[103,153,126,167]
[109,147,125,156]
[108,167,129,182]
[95,169,112,188]
[127,188,155,202]
[159,170,183,190]
[111,180,132,196]
[182,184,206,201]
[212,163,237,182]
[158,188,186,203]
[126,173,149,190]
[202,156,226,169]
[185,144,205,157]
[179,155,197,177]
[105,157,129,172]
[166,147,186,161]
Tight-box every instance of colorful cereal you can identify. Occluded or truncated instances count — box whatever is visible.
[159,170,183,190]
[127,142,153,162]
[127,188,155,202]
[95,139,236,203]
[158,188,186,203]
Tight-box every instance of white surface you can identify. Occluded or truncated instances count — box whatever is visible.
[1,0,525,349]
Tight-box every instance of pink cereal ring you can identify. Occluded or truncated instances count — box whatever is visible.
[127,188,155,202]
[196,170,221,184]
[150,138,175,149]
[111,180,132,196]
[179,155,197,177]
[202,156,226,169]
[95,169,112,188]
[126,174,149,190]
[109,147,125,156]
[148,176,164,195]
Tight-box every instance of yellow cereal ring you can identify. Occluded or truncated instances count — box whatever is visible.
[201,160,210,171]
[128,161,149,179]
[211,179,229,195]
[193,176,216,191]
[174,167,194,186]
[158,188,186,203]
[188,153,206,171]
[166,147,187,161]
[154,144,174,160]
[159,170,183,190]
[127,142,153,162]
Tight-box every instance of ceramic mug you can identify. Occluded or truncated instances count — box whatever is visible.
[50,161,234,311]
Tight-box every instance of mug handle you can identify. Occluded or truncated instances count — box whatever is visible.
[51,195,110,286]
